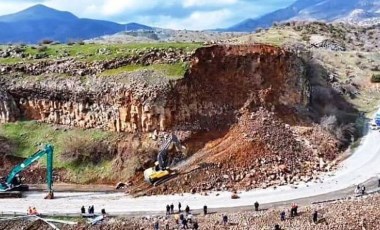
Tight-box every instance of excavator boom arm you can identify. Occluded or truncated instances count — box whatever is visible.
[5,144,54,191]
[157,134,183,170]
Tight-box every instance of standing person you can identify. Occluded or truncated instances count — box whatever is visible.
[88,206,91,214]
[294,203,298,216]
[280,211,286,221]
[193,221,199,230]
[81,206,85,214]
[203,205,208,215]
[223,214,228,226]
[378,175,380,187]
[313,211,318,223]
[154,220,159,230]
[290,204,295,217]
[178,202,182,213]
[166,204,171,215]
[355,185,360,195]
[254,201,259,211]
[27,207,32,215]
[185,205,190,214]
[182,218,188,229]
[170,203,174,214]
[165,219,170,230]
[361,185,366,195]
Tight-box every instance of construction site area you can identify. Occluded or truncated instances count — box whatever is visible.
[1,21,380,229]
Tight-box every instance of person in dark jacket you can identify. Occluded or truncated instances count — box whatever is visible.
[313,211,318,223]
[280,211,286,221]
[154,220,159,230]
[203,205,208,215]
[170,203,174,214]
[185,205,190,214]
[223,214,228,225]
[182,218,188,229]
[274,224,281,230]
[254,201,259,211]
[166,204,170,215]
[178,202,182,213]
[81,206,85,214]
[193,221,199,230]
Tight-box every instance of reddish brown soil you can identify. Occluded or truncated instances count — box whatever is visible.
[127,44,347,196]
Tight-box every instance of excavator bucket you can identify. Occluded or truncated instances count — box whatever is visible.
[44,191,54,199]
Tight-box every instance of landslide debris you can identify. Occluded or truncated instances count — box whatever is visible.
[0,44,359,193]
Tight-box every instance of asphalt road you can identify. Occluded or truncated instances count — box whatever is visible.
[1,122,380,216]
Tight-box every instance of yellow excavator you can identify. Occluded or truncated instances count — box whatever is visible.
[144,133,185,186]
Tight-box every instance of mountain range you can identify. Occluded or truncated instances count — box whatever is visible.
[0,4,151,44]
[0,1,380,44]
[227,0,380,32]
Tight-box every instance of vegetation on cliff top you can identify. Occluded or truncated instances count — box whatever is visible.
[100,63,189,79]
[0,42,202,64]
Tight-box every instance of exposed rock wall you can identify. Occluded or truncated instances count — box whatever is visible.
[174,45,310,129]
[0,45,310,134]
[0,91,19,123]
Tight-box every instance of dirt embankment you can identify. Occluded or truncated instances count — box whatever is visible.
[0,44,358,193]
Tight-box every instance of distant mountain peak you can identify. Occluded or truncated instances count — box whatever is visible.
[0,4,77,22]
[226,0,380,32]
[0,4,152,43]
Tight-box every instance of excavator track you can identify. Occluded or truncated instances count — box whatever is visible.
[0,191,22,198]
[153,173,178,187]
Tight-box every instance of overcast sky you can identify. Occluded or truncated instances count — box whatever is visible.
[0,0,297,29]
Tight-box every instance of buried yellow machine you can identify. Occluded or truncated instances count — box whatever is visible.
[144,134,186,186]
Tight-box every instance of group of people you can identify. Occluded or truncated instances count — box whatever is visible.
[165,202,192,216]
[159,202,200,229]
[275,203,320,229]
[355,185,366,195]
[81,205,95,215]
[27,206,39,215]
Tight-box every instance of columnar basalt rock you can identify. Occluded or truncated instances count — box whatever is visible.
[0,90,20,123]
[0,45,310,134]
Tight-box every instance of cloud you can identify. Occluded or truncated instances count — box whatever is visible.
[141,9,234,30]
[0,0,297,29]
[183,0,238,8]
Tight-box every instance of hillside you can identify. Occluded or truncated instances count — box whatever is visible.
[0,4,151,44]
[0,38,360,194]
[227,0,380,32]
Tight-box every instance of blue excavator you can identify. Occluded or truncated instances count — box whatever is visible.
[0,144,54,199]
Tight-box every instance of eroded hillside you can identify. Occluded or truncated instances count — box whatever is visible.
[0,42,359,194]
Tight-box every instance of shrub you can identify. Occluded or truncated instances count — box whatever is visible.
[60,136,116,165]
[39,39,54,45]
[371,74,380,83]
[37,46,47,52]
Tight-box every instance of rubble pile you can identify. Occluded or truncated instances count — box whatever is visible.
[54,193,380,230]
[141,108,340,195]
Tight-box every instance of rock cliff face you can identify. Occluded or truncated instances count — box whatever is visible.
[0,45,310,134]
[175,45,310,129]
[0,91,19,123]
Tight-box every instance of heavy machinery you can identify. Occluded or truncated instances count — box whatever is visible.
[0,144,54,199]
[144,134,185,186]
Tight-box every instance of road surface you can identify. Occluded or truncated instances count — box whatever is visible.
[1,122,380,216]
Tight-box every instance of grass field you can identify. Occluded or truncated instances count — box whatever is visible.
[100,63,188,79]
[0,42,202,64]
[0,121,118,183]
